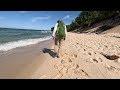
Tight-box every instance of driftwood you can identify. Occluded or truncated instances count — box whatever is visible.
[100,53,119,60]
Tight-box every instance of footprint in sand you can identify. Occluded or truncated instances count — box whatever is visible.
[54,64,65,71]
[71,64,80,70]
[76,42,79,44]
[86,57,103,63]
[39,75,47,79]
[104,45,108,48]
[80,69,89,76]
[86,59,93,63]
[61,58,73,64]
[105,65,120,73]
[93,59,98,63]
[72,54,77,58]
[86,58,99,63]
[88,52,92,55]
[84,49,86,51]
[65,53,68,55]
[54,64,69,75]
[99,58,103,62]
[61,60,65,64]
[54,73,63,79]
[61,52,68,57]
[74,69,89,77]
[62,67,68,74]
[76,64,79,69]
[68,58,73,63]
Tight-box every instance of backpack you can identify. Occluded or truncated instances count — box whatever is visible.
[55,21,66,38]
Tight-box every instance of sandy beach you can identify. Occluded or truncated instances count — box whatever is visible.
[0,40,53,79]
[30,25,120,79]
[0,25,120,79]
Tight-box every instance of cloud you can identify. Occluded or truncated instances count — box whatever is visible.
[0,16,5,20]
[63,15,70,19]
[18,11,28,13]
[31,15,51,22]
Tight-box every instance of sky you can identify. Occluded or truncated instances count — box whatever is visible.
[0,11,80,30]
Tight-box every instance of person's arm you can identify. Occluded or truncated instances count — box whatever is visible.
[52,23,58,37]
[65,25,67,37]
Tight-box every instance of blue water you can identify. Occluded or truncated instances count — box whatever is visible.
[0,28,52,51]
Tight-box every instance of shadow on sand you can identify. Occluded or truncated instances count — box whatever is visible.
[42,48,55,58]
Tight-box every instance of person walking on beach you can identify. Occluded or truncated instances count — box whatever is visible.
[52,20,67,58]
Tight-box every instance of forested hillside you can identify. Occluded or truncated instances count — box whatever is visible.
[66,11,120,32]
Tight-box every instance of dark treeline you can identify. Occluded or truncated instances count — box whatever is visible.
[67,11,120,32]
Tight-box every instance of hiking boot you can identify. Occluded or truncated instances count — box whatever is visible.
[54,53,60,58]
[54,53,58,58]
[57,55,60,58]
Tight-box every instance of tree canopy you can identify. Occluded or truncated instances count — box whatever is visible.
[66,11,119,32]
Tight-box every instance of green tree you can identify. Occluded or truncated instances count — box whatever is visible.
[64,11,119,32]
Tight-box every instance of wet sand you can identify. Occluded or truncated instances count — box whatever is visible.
[0,39,53,79]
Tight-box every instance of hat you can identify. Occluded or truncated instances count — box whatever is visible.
[57,19,62,23]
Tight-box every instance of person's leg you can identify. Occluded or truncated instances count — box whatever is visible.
[57,38,64,57]
[54,37,59,56]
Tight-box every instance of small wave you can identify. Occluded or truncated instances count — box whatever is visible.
[0,36,52,51]
[41,31,50,33]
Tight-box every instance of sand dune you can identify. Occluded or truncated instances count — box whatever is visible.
[30,27,120,79]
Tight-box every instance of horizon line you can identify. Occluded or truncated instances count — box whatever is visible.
[0,27,51,31]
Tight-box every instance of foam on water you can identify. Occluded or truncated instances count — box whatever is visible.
[0,36,52,51]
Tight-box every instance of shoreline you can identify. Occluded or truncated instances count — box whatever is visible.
[0,39,53,79]
[0,36,52,52]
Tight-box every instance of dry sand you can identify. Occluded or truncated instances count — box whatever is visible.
[30,26,120,79]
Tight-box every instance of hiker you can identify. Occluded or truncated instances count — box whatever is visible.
[52,20,67,58]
